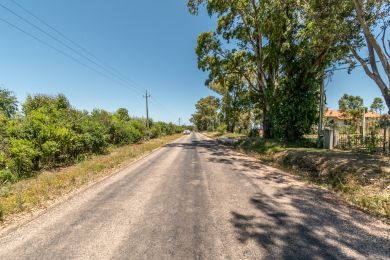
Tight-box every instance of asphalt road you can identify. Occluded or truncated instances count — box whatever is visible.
[0,133,389,259]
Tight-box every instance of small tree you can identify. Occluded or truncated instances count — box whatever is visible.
[370,97,385,115]
[338,94,365,128]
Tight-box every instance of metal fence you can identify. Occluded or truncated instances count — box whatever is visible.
[332,126,390,154]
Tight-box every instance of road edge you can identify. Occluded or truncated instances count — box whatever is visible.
[0,134,186,236]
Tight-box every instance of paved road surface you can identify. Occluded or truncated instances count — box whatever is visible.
[0,133,389,259]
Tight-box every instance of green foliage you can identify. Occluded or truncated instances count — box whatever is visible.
[190,96,220,131]
[0,169,17,184]
[271,77,320,141]
[0,90,181,182]
[217,123,227,135]
[7,139,40,177]
[0,88,18,118]
[338,94,365,127]
[22,93,70,115]
[189,0,351,139]
[150,121,181,139]
[370,98,384,114]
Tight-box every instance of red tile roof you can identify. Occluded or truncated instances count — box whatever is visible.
[325,109,380,119]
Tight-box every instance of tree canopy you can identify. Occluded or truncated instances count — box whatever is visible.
[370,97,385,114]
[188,0,351,140]
[190,96,220,131]
[0,88,18,118]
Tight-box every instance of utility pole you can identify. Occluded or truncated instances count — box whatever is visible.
[143,90,151,129]
[317,75,325,148]
[178,117,181,126]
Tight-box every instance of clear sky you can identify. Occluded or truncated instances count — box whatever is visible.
[0,0,386,125]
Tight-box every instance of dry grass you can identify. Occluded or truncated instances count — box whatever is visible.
[272,149,390,219]
[0,134,181,223]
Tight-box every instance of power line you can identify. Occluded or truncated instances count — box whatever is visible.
[6,0,181,120]
[8,0,121,77]
[0,17,122,86]
[1,1,182,121]
[0,16,149,118]
[8,0,146,93]
[0,2,144,95]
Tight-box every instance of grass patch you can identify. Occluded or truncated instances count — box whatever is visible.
[206,133,390,221]
[0,134,181,223]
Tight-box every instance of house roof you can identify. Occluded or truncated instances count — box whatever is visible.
[364,111,381,118]
[325,109,380,119]
[325,109,345,119]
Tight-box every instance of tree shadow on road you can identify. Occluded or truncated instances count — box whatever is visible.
[178,139,390,259]
[231,188,390,259]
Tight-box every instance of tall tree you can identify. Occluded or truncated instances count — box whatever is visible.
[190,96,220,131]
[189,0,349,140]
[370,97,385,114]
[188,0,276,137]
[338,94,365,126]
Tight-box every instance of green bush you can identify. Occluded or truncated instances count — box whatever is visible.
[7,139,40,177]
[217,123,227,135]
[0,91,182,181]
[0,169,17,184]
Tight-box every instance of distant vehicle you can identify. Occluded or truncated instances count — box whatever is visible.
[183,130,191,135]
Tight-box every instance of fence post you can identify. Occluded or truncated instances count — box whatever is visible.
[333,128,339,148]
[383,127,386,153]
[323,128,334,149]
[388,128,390,154]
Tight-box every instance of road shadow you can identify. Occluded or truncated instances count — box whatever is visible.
[163,140,217,150]
[177,138,390,259]
[231,187,390,259]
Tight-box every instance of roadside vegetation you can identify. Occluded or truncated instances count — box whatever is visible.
[0,88,185,223]
[0,88,185,184]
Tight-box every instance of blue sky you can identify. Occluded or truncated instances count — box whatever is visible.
[0,0,386,125]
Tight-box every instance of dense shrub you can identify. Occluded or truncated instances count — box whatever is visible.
[0,91,184,182]
[7,139,40,177]
[217,123,227,135]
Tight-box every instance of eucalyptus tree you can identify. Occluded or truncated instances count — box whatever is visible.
[347,0,390,113]
[208,75,252,133]
[188,0,275,137]
[190,96,220,131]
[266,0,351,140]
[189,0,350,140]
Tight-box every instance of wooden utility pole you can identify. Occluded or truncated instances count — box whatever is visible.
[144,90,150,129]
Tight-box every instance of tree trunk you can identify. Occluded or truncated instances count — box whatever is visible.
[384,94,390,114]
[262,107,272,139]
